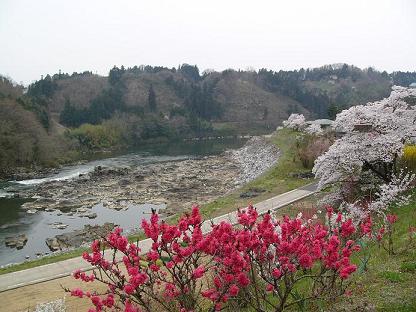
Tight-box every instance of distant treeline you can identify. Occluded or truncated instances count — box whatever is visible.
[58,64,223,139]
[40,64,415,127]
[1,64,416,175]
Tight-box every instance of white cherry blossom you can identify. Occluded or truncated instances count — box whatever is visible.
[282,113,306,130]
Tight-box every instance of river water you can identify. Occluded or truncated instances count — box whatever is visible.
[0,138,247,266]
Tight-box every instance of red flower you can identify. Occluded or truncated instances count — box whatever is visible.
[91,240,100,253]
[326,206,334,217]
[360,216,372,236]
[299,254,313,269]
[124,284,135,295]
[147,250,159,261]
[272,268,281,279]
[339,264,357,279]
[124,300,141,312]
[340,219,355,237]
[192,266,205,279]
[73,204,362,312]
[70,288,84,298]
[237,272,250,287]
[377,227,385,241]
[228,284,239,296]
[387,214,398,224]
[103,294,114,308]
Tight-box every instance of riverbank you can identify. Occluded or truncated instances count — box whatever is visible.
[0,129,311,273]
[0,184,317,292]
[200,128,313,219]
[14,136,279,216]
[0,135,257,182]
[0,135,281,267]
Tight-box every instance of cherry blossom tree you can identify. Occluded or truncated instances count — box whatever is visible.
[313,86,416,221]
[304,123,323,135]
[282,113,306,130]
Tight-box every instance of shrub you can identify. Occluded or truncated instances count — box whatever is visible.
[401,145,416,172]
[400,261,416,273]
[378,271,404,283]
[69,123,123,149]
[67,205,366,312]
[296,135,334,169]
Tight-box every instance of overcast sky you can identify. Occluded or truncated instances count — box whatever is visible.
[1,0,415,85]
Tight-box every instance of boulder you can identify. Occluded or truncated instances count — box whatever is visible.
[49,222,69,230]
[45,237,63,251]
[118,179,131,186]
[85,212,97,219]
[134,174,145,181]
[5,234,28,249]
[240,187,266,198]
[45,223,115,251]
[290,172,314,179]
[57,198,82,209]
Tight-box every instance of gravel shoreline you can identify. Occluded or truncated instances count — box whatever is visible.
[3,135,280,256]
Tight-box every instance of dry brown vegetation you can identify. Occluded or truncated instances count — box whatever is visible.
[296,134,334,169]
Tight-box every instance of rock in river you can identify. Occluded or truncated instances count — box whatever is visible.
[5,234,28,249]
[45,223,115,251]
[49,222,69,230]
[81,212,97,219]
[45,238,62,251]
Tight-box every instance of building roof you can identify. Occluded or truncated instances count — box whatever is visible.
[306,119,334,126]
[409,82,416,88]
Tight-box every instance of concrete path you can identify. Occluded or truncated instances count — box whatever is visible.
[0,183,317,293]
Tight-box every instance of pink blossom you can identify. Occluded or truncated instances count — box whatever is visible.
[272,268,281,279]
[192,266,205,279]
[236,272,250,287]
[228,284,239,296]
[387,214,398,224]
[299,254,313,269]
[70,288,84,298]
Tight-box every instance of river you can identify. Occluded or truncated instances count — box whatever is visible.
[0,138,247,266]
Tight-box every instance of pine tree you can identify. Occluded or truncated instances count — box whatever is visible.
[148,84,157,112]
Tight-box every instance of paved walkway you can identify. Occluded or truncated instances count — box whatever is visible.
[0,183,317,293]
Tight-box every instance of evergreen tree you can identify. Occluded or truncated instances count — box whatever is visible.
[60,98,80,127]
[109,66,124,86]
[327,103,340,120]
[148,84,157,112]
[179,64,200,82]
[262,107,269,120]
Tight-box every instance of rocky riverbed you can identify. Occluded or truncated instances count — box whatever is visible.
[5,136,280,253]
[18,136,280,217]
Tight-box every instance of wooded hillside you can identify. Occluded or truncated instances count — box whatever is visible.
[1,64,415,176]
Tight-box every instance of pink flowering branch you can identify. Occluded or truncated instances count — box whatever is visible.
[67,205,363,312]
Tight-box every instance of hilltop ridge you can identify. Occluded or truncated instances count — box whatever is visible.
[1,64,415,176]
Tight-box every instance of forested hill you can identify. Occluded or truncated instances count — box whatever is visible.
[37,64,397,132]
[0,76,74,177]
[1,64,415,176]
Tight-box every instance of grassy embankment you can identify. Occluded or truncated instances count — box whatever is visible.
[0,128,312,275]
[261,190,416,312]
[201,128,312,218]
[334,193,416,312]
